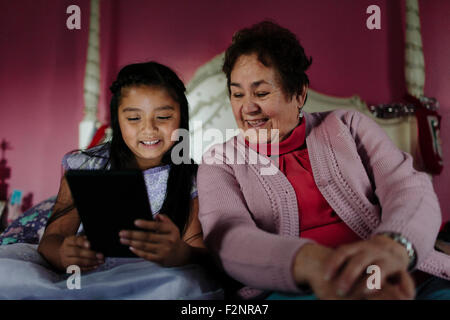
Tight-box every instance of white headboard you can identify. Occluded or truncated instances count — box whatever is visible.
[302,90,420,169]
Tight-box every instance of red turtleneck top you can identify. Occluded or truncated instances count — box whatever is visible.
[246,120,361,248]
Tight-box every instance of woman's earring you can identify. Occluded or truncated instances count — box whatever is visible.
[298,108,304,120]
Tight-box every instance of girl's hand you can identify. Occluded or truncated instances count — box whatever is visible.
[119,214,190,267]
[322,235,412,298]
[59,235,105,272]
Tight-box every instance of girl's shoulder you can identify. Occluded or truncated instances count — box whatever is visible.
[62,143,111,171]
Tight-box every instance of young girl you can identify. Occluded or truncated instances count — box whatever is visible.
[0,62,223,299]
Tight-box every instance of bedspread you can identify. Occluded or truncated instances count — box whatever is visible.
[0,243,224,300]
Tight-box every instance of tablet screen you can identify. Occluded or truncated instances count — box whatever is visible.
[66,169,153,257]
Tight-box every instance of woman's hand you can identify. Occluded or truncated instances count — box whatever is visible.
[59,235,104,272]
[293,240,415,299]
[322,235,413,298]
[364,270,415,300]
[293,243,344,299]
[119,214,191,267]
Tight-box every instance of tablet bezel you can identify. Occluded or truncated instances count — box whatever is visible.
[65,169,153,257]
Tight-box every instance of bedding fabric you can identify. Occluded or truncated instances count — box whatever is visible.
[0,243,224,300]
[0,196,56,245]
[0,144,223,300]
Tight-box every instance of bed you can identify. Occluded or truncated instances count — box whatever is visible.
[0,0,445,252]
[0,0,447,299]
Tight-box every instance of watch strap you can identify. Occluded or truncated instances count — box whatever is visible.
[377,232,417,271]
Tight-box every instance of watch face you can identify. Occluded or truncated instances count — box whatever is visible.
[381,232,416,266]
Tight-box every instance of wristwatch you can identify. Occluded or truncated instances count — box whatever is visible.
[378,232,417,271]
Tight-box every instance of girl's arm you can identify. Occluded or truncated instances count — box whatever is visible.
[38,176,103,271]
[182,197,205,248]
[38,176,80,270]
[181,197,209,263]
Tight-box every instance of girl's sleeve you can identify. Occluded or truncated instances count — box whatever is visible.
[61,145,109,171]
[190,176,198,199]
[61,153,72,171]
[61,152,86,171]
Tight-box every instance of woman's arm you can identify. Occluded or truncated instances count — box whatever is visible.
[347,110,442,266]
[291,110,428,299]
[198,161,313,293]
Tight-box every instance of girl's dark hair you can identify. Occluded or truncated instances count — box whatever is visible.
[109,61,196,233]
[47,62,196,234]
[222,20,312,100]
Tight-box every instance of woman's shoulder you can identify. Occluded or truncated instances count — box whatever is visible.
[305,109,377,133]
[62,143,111,171]
[199,136,244,167]
[305,108,367,124]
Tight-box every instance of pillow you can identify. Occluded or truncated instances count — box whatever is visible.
[0,196,56,245]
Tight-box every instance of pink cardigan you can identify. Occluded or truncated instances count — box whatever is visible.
[197,109,450,299]
[197,110,450,298]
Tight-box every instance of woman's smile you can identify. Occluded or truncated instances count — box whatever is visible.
[246,118,269,128]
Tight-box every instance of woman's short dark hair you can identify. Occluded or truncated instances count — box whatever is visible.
[222,20,312,100]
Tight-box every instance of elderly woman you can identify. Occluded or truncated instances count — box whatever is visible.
[197,21,450,300]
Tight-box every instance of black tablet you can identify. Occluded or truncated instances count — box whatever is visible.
[65,169,153,257]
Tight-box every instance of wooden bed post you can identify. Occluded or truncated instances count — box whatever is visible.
[79,0,101,149]
[405,0,425,98]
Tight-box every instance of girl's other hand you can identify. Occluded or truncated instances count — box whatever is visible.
[59,235,105,272]
[119,214,190,267]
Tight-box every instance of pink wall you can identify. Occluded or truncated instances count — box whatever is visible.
[0,0,89,204]
[101,0,403,106]
[0,0,449,220]
[420,0,450,223]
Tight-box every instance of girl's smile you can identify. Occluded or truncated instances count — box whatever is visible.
[140,140,161,147]
[118,85,181,170]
